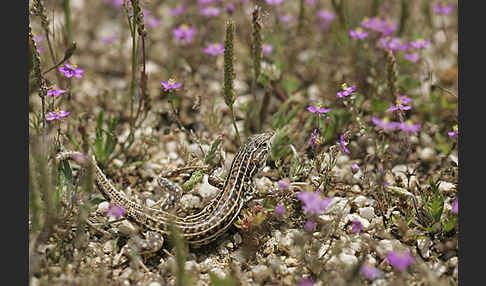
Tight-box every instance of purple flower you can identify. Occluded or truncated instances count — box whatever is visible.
[33,35,45,43]
[262,44,273,55]
[349,28,369,39]
[278,180,290,189]
[361,264,382,280]
[340,135,350,153]
[203,43,224,56]
[398,121,420,133]
[147,17,161,28]
[107,203,126,219]
[307,105,331,114]
[387,250,414,271]
[47,85,67,97]
[105,0,124,7]
[226,3,234,13]
[379,37,408,51]
[337,84,356,98]
[46,109,70,121]
[173,25,196,44]
[448,128,458,139]
[310,128,318,149]
[360,16,380,30]
[58,62,84,79]
[351,163,359,174]
[161,78,182,91]
[304,220,316,232]
[170,4,185,16]
[306,0,316,6]
[266,0,284,5]
[387,96,412,111]
[275,205,286,216]
[403,53,420,62]
[198,0,214,5]
[409,39,430,49]
[433,2,454,15]
[317,9,335,29]
[296,191,332,214]
[398,95,412,104]
[200,6,220,17]
[376,19,398,35]
[351,219,363,233]
[451,199,458,214]
[372,116,400,131]
[279,15,296,23]
[102,35,118,44]
[297,279,313,286]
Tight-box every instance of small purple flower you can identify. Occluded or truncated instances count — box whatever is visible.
[433,2,454,15]
[198,0,214,5]
[349,28,369,39]
[403,53,420,62]
[105,0,124,7]
[337,84,356,98]
[340,135,350,153]
[351,219,363,233]
[296,191,332,215]
[360,16,379,30]
[278,180,290,189]
[297,279,313,286]
[161,78,182,91]
[200,6,221,17]
[304,220,316,232]
[203,43,224,56]
[310,128,318,149]
[379,37,408,51]
[409,39,430,49]
[275,205,286,216]
[317,9,335,29]
[351,163,359,174]
[266,0,284,5]
[306,0,316,6]
[376,19,398,35]
[58,62,84,79]
[387,250,414,271]
[107,203,126,219]
[279,15,296,23]
[33,35,45,43]
[451,199,458,214]
[102,35,118,44]
[173,25,196,44]
[170,4,185,16]
[147,17,161,28]
[448,128,458,138]
[226,3,234,13]
[361,264,382,280]
[262,44,273,55]
[307,105,331,115]
[388,96,412,111]
[372,116,400,131]
[398,121,421,133]
[46,109,70,121]
[47,85,67,97]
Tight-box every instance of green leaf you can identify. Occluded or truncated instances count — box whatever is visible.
[282,75,300,94]
[370,98,389,113]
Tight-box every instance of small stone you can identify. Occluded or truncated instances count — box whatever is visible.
[418,147,436,162]
[285,257,299,267]
[325,197,350,216]
[218,246,229,255]
[376,240,395,258]
[438,181,456,192]
[146,282,162,286]
[146,198,156,208]
[226,241,234,250]
[251,265,271,284]
[198,176,220,200]
[103,241,114,253]
[358,207,376,221]
[180,194,202,209]
[97,201,110,213]
[351,184,361,193]
[339,253,358,266]
[417,237,433,259]
[210,267,227,279]
[345,214,370,229]
[184,260,199,273]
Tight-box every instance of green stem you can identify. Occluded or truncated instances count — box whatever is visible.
[63,0,71,43]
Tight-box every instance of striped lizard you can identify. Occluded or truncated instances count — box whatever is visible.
[56,131,275,246]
